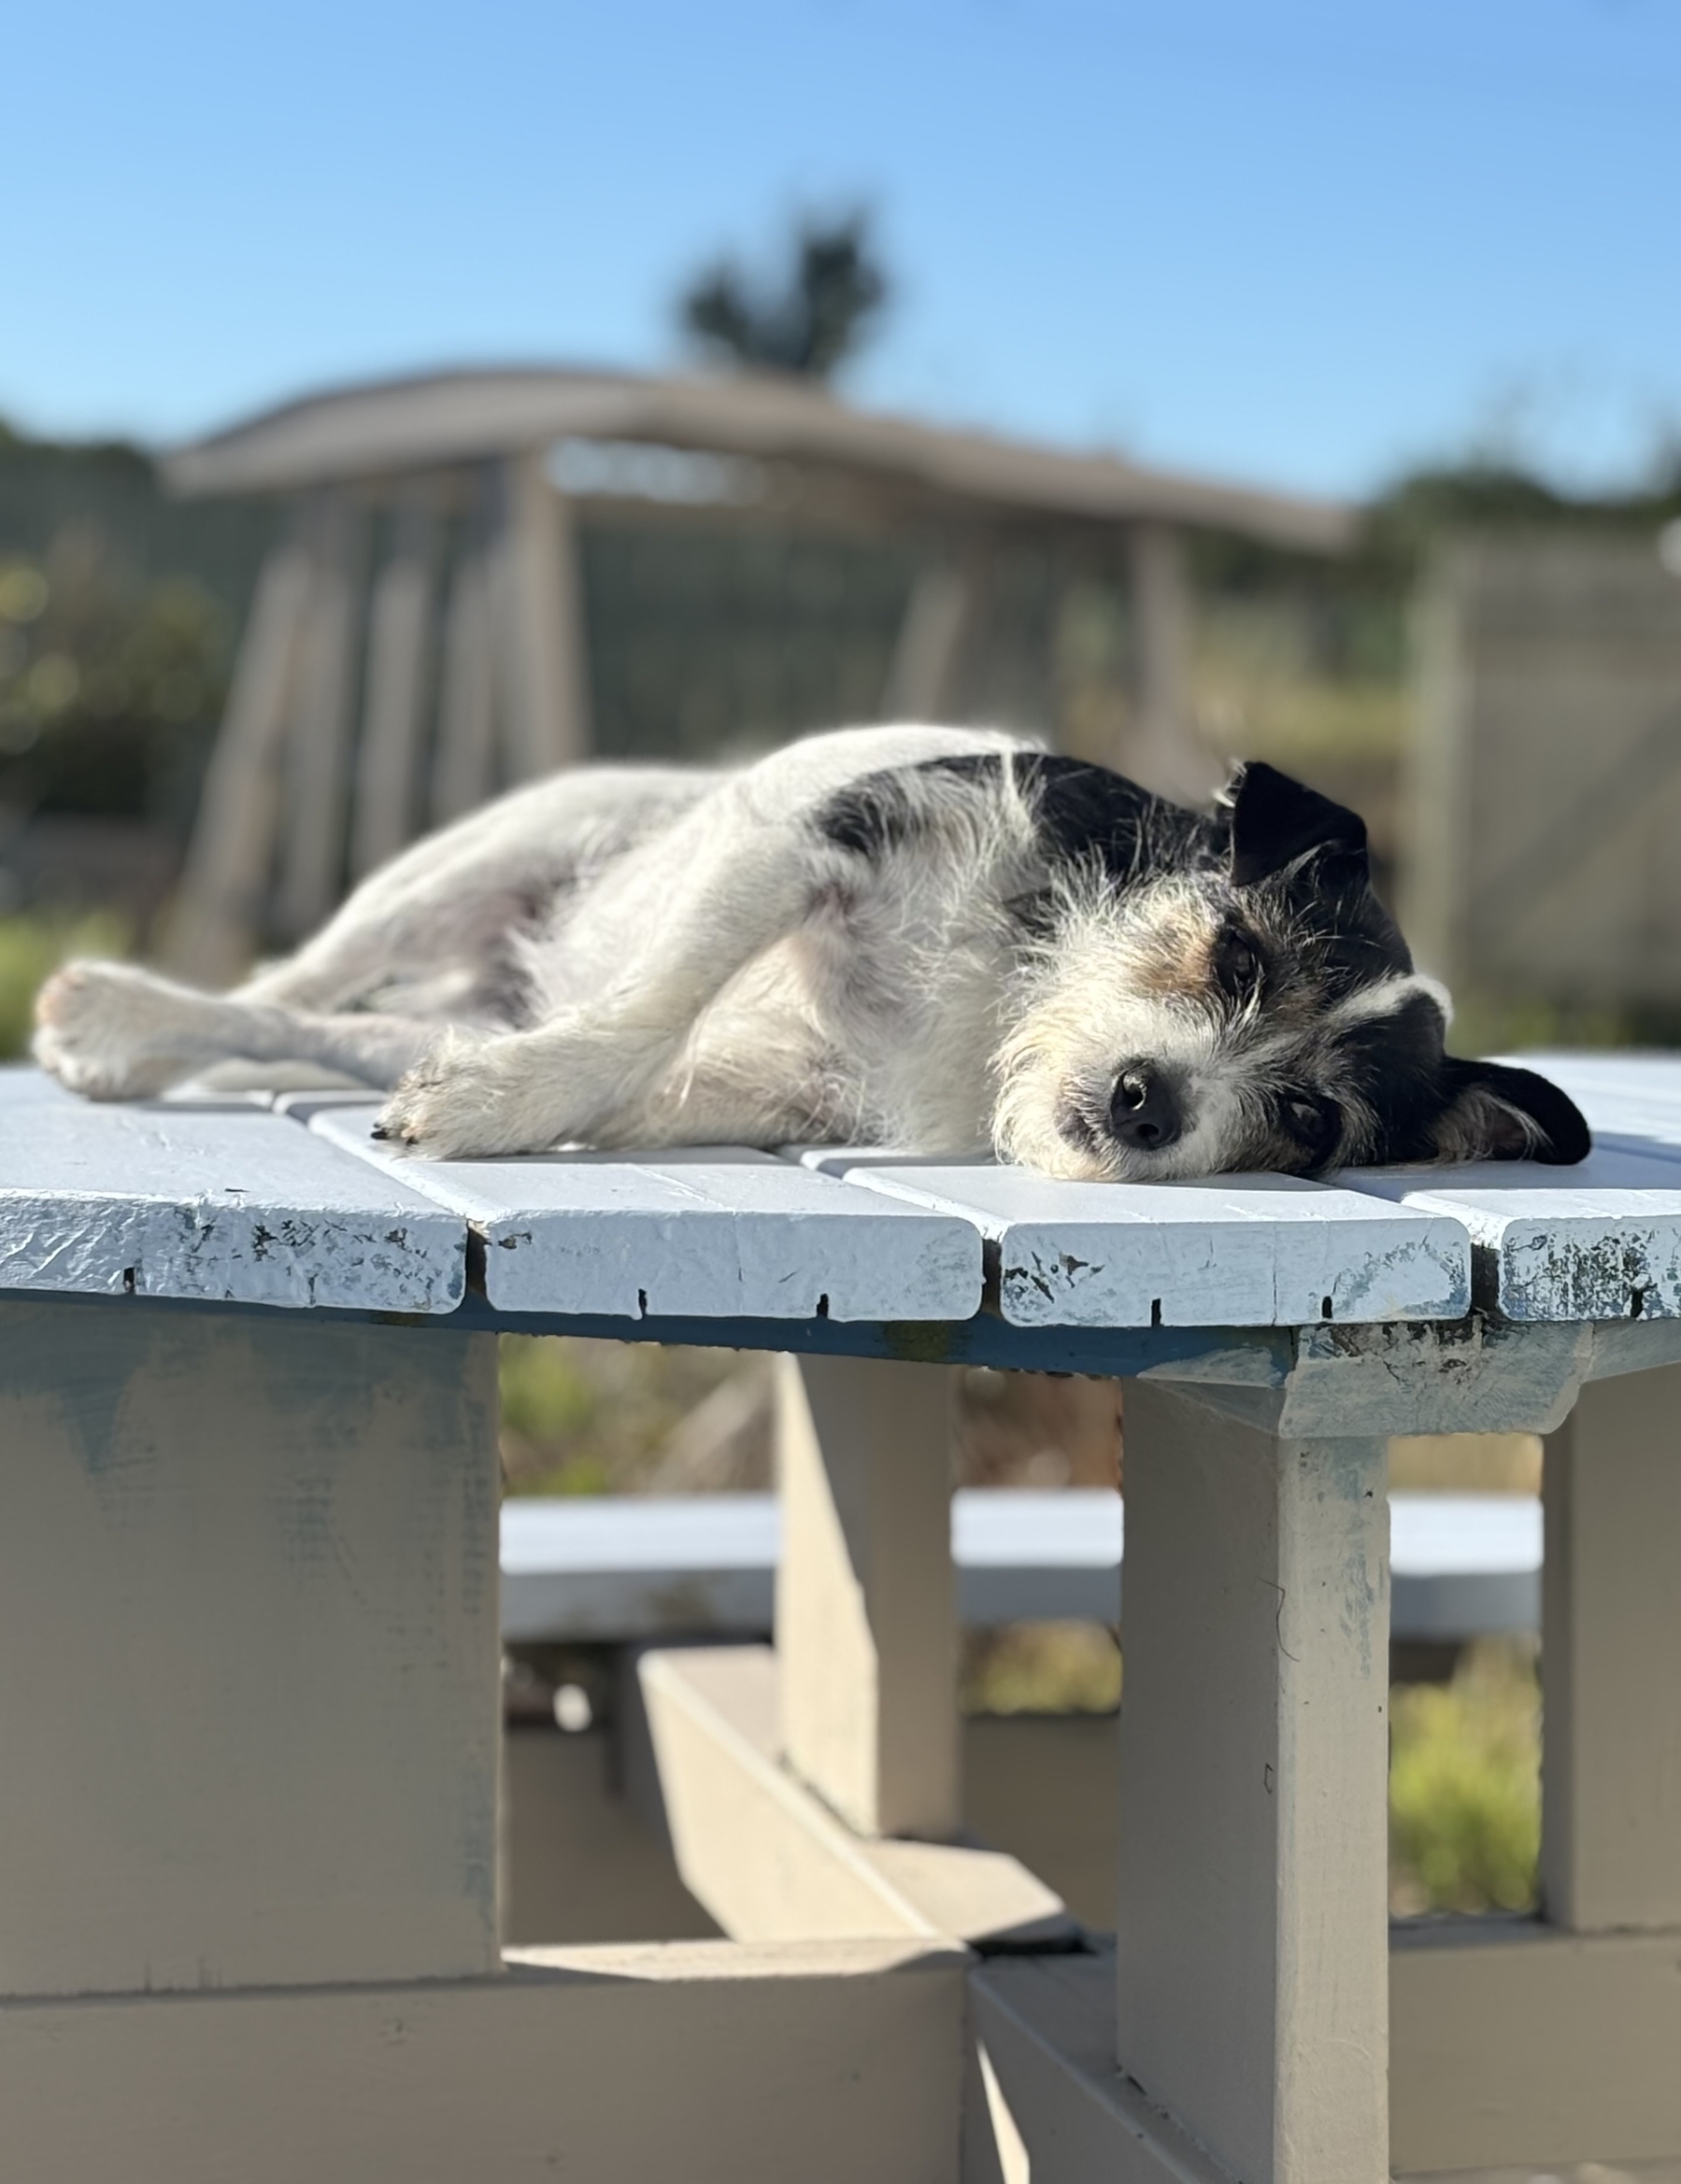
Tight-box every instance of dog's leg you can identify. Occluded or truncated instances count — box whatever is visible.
[34,960,451,1099]
[374,810,832,1157]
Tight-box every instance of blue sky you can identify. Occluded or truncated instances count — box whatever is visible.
[7,0,1678,498]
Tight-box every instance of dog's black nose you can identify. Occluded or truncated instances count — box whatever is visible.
[1111,1066,1184,1152]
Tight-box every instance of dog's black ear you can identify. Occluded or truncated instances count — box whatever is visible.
[1226,761,1368,886]
[1433,1058,1591,1165]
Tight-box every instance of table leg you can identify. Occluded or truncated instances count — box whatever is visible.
[0,1298,501,1997]
[1543,1361,1681,1929]
[1116,1381,1390,2184]
[776,1354,960,1839]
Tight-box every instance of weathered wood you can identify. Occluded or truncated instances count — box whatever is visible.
[637,1646,1067,1948]
[1390,1922,1681,2170]
[1542,1362,1681,1931]
[310,1111,982,1320]
[351,496,435,877]
[0,1937,965,2184]
[808,1153,1470,1326]
[0,1091,463,1312]
[776,1354,962,1838]
[0,1298,498,1995]
[1348,1142,1681,1321]
[160,534,313,984]
[488,452,590,777]
[275,492,366,938]
[1115,1382,1390,2183]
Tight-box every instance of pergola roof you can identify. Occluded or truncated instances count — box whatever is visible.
[164,366,1356,553]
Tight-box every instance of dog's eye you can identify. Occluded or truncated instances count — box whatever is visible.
[1282,1092,1339,1158]
[1214,930,1262,1000]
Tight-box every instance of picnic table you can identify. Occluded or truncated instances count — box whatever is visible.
[5,1052,1681,2180]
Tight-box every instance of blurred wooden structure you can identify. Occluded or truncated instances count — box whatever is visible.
[161,368,1353,984]
[1403,531,1681,1006]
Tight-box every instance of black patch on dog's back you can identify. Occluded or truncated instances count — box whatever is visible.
[815,751,1199,883]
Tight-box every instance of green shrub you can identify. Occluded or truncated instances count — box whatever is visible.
[1389,1639,1541,1915]
[0,913,127,1060]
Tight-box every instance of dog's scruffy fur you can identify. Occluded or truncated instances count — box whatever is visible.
[34,724,1590,1178]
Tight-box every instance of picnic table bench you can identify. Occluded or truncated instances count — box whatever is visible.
[6,1052,1681,2180]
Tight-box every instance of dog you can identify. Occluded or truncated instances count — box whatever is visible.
[33,723,1590,1178]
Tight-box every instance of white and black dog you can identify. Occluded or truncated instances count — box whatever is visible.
[34,723,1589,1178]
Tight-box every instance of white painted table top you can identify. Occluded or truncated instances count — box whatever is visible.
[9,1056,1681,1328]
[799,1151,1471,1327]
[307,1109,983,1323]
[0,1072,463,1313]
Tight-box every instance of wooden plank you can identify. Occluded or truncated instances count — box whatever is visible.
[1542,1363,1681,1931]
[0,1937,965,2184]
[804,1153,1469,1327]
[161,365,1357,551]
[1343,1144,1681,1321]
[0,1299,498,1996]
[351,497,435,877]
[310,1111,981,1321]
[0,1094,463,1312]
[1115,1382,1390,2183]
[637,1645,1070,1950]
[776,1355,960,1838]
[1390,1922,1681,2171]
[500,1488,1537,1645]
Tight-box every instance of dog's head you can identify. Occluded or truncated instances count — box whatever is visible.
[994,761,1590,1181]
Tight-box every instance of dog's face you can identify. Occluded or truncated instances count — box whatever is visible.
[994,762,1590,1182]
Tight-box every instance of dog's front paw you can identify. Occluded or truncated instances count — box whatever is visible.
[34,961,191,1099]
[374,1032,577,1159]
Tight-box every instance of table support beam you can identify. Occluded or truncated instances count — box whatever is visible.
[776,1354,961,1839]
[1116,1381,1390,2184]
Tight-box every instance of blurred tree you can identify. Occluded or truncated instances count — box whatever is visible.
[679,213,889,380]
[0,532,229,823]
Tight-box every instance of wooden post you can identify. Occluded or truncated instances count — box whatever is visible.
[1127,522,1216,802]
[432,503,498,826]
[1116,1381,1390,2184]
[161,532,314,984]
[1542,1363,1681,1930]
[275,492,366,938]
[489,451,591,780]
[0,1298,500,1996]
[775,1355,960,1840]
[351,495,436,879]
[882,559,977,721]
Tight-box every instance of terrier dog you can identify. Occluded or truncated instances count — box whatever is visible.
[34,724,1589,1178]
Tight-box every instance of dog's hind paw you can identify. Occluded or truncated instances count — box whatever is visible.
[33,961,194,1100]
